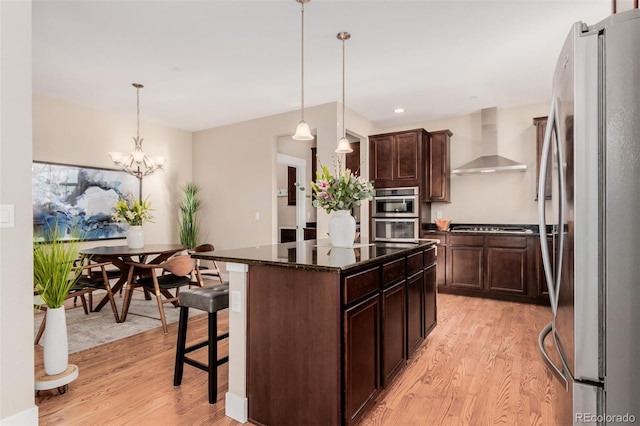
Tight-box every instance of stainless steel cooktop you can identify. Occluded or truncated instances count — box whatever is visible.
[450,226,533,234]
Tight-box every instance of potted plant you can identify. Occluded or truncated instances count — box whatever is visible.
[178,182,202,250]
[299,158,374,247]
[112,194,154,248]
[33,222,83,376]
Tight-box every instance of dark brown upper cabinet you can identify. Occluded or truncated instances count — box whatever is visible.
[369,129,427,189]
[533,116,552,200]
[424,130,452,202]
[369,128,452,203]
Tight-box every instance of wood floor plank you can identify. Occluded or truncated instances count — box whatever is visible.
[36,293,562,425]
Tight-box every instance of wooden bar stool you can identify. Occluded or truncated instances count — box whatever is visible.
[173,285,229,404]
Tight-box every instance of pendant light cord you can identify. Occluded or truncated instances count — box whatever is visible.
[341,36,345,138]
[136,86,141,140]
[300,1,305,122]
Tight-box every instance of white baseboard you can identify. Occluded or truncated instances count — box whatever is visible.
[225,392,248,423]
[0,406,38,426]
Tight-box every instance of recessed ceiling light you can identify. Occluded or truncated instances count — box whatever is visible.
[393,108,405,114]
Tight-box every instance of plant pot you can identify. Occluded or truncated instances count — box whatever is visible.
[126,225,145,249]
[329,210,356,247]
[43,306,69,376]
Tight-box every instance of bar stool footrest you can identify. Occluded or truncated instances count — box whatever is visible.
[184,355,229,373]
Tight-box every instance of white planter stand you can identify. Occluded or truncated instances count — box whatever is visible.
[35,364,79,394]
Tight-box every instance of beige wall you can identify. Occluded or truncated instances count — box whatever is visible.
[0,1,39,424]
[192,102,382,250]
[32,95,194,247]
[384,103,549,225]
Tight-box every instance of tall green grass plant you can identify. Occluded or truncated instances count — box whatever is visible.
[178,182,202,249]
[33,223,83,308]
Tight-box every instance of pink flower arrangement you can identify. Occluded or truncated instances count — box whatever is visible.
[299,159,374,214]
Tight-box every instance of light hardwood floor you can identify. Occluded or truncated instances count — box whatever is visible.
[35,293,561,425]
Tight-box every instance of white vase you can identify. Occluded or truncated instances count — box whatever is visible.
[126,225,145,249]
[43,306,69,376]
[329,210,356,247]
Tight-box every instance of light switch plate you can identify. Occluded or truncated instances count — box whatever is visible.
[0,204,15,228]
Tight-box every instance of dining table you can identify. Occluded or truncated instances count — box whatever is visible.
[79,244,186,320]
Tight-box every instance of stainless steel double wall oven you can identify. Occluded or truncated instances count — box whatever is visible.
[371,186,419,242]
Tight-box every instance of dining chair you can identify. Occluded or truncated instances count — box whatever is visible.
[34,259,120,345]
[121,254,199,334]
[190,244,226,286]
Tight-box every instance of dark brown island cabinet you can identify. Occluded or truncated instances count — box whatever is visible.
[369,128,452,202]
[425,232,549,305]
[195,239,438,426]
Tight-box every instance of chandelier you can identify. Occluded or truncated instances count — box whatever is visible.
[109,83,165,179]
[292,0,314,141]
[335,31,353,154]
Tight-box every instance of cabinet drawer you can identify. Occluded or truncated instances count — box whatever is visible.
[423,246,436,266]
[448,235,484,246]
[344,267,380,305]
[486,236,527,248]
[407,252,423,275]
[382,258,406,287]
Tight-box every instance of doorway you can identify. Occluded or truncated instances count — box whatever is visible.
[276,153,307,242]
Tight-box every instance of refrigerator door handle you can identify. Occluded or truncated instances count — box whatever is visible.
[552,96,566,310]
[538,321,569,391]
[538,96,559,315]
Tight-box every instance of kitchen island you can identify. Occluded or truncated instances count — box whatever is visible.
[192,238,438,426]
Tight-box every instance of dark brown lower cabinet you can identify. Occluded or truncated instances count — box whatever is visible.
[438,233,549,305]
[344,293,380,424]
[406,271,424,355]
[485,236,527,294]
[381,280,406,387]
[424,263,437,334]
[447,236,484,290]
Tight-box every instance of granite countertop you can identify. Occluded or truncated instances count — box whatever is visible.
[192,238,438,273]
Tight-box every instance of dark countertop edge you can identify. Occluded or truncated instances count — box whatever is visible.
[193,254,342,273]
[192,240,437,273]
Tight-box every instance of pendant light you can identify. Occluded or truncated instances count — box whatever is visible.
[335,31,353,154]
[292,0,314,141]
[109,83,166,179]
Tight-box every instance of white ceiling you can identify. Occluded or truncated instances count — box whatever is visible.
[32,1,612,133]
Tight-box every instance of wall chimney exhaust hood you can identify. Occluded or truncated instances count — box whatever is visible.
[452,107,527,175]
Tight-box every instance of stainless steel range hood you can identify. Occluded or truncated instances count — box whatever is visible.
[452,107,527,175]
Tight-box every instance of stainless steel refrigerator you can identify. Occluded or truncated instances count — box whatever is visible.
[538,8,640,426]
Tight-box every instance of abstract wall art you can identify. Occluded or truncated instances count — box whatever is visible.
[32,161,140,241]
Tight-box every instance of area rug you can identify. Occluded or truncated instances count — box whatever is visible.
[34,293,204,354]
